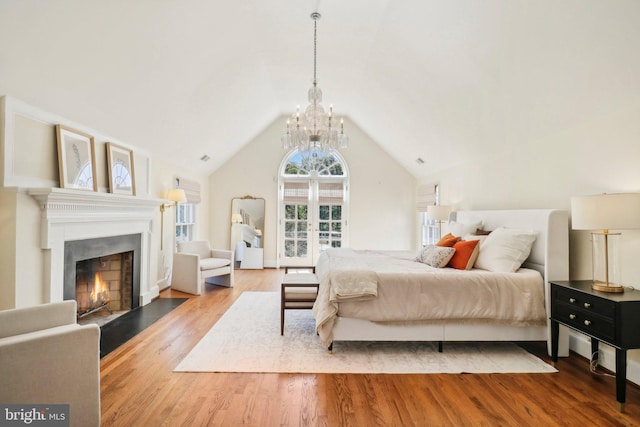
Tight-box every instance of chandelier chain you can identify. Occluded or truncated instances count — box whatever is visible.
[313,19,317,86]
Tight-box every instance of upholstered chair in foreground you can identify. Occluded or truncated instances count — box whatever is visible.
[171,240,234,295]
[0,300,101,427]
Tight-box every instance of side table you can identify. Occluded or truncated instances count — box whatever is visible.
[550,280,640,412]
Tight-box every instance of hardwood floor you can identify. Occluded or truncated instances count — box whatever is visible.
[100,269,640,426]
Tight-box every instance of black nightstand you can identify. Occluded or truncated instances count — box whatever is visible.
[550,280,640,411]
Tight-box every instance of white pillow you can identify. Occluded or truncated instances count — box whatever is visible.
[448,220,483,238]
[416,245,456,268]
[474,227,537,273]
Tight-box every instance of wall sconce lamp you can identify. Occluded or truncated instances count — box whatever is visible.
[427,205,452,240]
[160,189,187,250]
[571,193,640,293]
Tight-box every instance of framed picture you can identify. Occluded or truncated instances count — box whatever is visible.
[56,125,98,191]
[106,142,136,195]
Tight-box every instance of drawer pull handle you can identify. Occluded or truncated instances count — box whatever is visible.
[569,298,576,303]
[584,302,591,309]
[569,314,576,320]
[584,320,592,326]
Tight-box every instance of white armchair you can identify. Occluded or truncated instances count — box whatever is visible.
[171,240,234,295]
[0,300,101,427]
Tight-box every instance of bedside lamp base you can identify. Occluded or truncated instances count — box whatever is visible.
[592,281,624,293]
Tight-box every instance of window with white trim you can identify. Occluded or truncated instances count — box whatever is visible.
[418,184,441,246]
[174,177,201,246]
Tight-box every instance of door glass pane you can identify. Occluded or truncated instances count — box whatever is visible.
[285,205,296,219]
[332,205,342,220]
[297,205,308,220]
[297,241,307,257]
[319,205,329,220]
[285,221,295,238]
[297,222,307,239]
[285,240,295,257]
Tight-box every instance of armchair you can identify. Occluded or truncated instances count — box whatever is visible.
[171,240,234,295]
[0,300,101,427]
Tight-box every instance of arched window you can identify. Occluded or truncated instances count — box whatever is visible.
[278,148,349,267]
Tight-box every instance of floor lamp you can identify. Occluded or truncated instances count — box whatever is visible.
[427,205,452,241]
[571,193,640,293]
[160,189,187,250]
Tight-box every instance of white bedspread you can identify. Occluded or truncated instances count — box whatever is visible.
[312,248,547,346]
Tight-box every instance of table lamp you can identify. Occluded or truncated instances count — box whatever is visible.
[571,193,640,293]
[427,205,452,240]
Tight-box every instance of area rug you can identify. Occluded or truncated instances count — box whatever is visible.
[174,292,556,374]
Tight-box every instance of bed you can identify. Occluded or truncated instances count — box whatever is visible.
[312,209,570,356]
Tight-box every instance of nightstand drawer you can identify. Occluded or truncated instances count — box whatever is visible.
[554,286,616,319]
[553,302,616,341]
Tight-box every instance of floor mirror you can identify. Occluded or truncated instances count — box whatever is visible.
[230,196,265,269]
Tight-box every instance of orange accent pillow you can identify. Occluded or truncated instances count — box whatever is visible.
[437,233,460,247]
[448,239,480,270]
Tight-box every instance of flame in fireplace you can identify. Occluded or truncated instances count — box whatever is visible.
[89,273,110,308]
[77,272,111,315]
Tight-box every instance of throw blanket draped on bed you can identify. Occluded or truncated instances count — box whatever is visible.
[312,248,547,347]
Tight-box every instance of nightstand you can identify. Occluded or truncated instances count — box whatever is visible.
[550,280,640,411]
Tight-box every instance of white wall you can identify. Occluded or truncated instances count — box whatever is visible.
[208,115,416,266]
[421,99,640,384]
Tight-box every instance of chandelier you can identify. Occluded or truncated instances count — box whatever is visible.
[281,12,348,152]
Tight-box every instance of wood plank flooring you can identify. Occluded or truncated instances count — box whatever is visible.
[100,269,640,426]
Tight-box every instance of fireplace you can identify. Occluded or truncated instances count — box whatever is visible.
[29,188,161,307]
[75,251,133,318]
[64,234,141,324]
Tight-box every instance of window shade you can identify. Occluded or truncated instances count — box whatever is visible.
[283,182,309,204]
[318,182,344,205]
[416,184,437,212]
[176,177,201,204]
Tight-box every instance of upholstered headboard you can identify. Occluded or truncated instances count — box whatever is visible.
[452,209,569,284]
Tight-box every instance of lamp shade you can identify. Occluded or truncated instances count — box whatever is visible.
[427,205,452,221]
[571,193,640,231]
[166,189,187,203]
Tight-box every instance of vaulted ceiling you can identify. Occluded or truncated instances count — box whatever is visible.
[2,1,639,178]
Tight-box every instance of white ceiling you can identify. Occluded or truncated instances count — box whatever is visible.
[2,1,639,178]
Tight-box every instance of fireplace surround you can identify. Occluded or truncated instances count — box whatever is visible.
[29,188,162,306]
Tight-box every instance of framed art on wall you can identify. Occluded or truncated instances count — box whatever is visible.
[106,142,136,195]
[56,124,98,191]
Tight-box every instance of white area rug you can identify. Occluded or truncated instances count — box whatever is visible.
[174,292,557,374]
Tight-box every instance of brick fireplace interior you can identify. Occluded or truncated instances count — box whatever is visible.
[75,251,133,323]
[65,234,141,326]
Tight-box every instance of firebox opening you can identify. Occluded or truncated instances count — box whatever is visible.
[75,251,133,325]
[64,233,141,327]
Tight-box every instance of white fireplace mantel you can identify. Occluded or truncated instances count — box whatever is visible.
[28,188,164,305]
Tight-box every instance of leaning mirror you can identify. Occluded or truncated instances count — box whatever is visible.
[230,196,265,269]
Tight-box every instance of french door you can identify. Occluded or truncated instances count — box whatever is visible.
[280,180,346,267]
